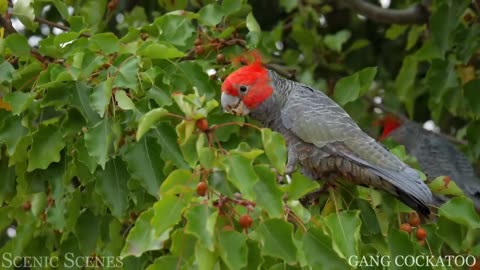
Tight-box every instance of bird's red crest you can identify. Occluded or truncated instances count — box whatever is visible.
[222,51,273,109]
[376,114,402,140]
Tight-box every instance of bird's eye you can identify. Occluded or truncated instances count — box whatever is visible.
[239,85,248,93]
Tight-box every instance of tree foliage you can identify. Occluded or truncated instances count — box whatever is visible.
[1,0,480,269]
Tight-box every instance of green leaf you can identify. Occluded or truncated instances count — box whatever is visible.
[154,15,195,47]
[90,77,113,117]
[146,256,181,270]
[385,24,408,40]
[334,67,377,106]
[54,32,79,47]
[95,157,129,219]
[439,197,480,228]
[430,0,469,56]
[254,165,284,218]
[75,210,100,254]
[406,25,425,50]
[136,108,169,140]
[138,43,186,59]
[172,62,216,99]
[71,82,101,124]
[4,91,34,115]
[112,56,139,90]
[151,195,187,236]
[464,79,480,117]
[395,55,417,116]
[12,0,36,30]
[0,115,28,155]
[89,33,119,54]
[125,136,164,198]
[246,12,261,33]
[27,126,65,171]
[257,219,297,264]
[387,228,416,268]
[428,176,465,197]
[170,230,196,259]
[437,216,466,253]
[122,208,171,257]
[84,118,114,169]
[0,158,15,203]
[74,137,97,173]
[5,34,30,58]
[324,210,361,259]
[324,30,351,52]
[261,128,287,174]
[185,204,218,251]
[222,0,242,15]
[0,59,18,83]
[197,134,215,170]
[285,172,319,200]
[159,169,195,196]
[217,231,248,270]
[195,242,217,270]
[79,0,107,30]
[279,0,296,12]
[115,90,136,111]
[303,227,349,270]
[154,123,189,168]
[52,0,70,19]
[198,4,224,26]
[31,192,47,217]
[222,154,259,200]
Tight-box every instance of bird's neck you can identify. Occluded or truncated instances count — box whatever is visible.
[249,70,294,128]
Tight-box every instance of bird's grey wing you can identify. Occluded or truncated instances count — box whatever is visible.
[280,85,405,172]
[280,85,432,210]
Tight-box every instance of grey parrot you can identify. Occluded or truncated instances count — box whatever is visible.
[220,60,433,216]
[379,116,480,210]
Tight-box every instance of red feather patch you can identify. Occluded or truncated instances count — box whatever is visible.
[377,114,402,140]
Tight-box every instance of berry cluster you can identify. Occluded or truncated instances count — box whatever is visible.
[399,212,427,246]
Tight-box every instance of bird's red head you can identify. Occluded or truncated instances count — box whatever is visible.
[220,52,273,116]
[375,114,402,140]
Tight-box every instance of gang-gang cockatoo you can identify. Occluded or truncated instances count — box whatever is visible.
[220,57,433,216]
[379,115,480,210]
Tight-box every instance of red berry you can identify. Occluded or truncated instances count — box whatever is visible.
[216,54,225,64]
[399,223,412,233]
[194,38,202,46]
[22,201,31,211]
[196,118,209,132]
[416,227,427,241]
[196,182,208,196]
[408,212,421,227]
[239,214,253,229]
[195,45,205,55]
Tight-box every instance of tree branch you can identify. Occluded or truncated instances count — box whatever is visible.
[0,14,18,36]
[34,17,91,37]
[342,0,429,25]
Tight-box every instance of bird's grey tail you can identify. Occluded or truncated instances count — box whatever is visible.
[378,166,433,216]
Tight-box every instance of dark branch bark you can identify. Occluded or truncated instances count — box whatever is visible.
[34,17,91,37]
[342,0,429,25]
[0,14,18,36]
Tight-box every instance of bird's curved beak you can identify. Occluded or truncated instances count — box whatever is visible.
[221,92,250,116]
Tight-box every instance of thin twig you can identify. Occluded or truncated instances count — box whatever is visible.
[341,0,429,25]
[34,17,91,37]
[0,14,18,36]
